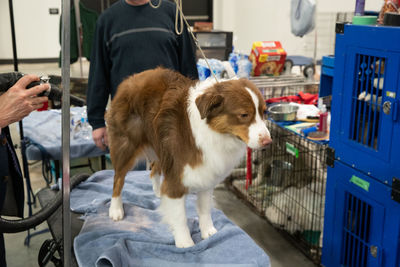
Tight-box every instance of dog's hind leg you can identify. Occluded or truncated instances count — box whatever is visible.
[150,161,162,198]
[109,136,143,221]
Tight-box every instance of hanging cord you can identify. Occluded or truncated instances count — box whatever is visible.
[174,0,184,34]
[149,0,162,8]
[149,0,219,83]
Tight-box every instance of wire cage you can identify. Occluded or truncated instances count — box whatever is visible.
[226,120,328,264]
[249,75,320,100]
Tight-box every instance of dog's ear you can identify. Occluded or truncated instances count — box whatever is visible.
[195,92,224,120]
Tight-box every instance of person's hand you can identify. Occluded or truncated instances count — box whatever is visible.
[0,74,49,128]
[92,127,109,150]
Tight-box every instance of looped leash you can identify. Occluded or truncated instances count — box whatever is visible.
[148,0,162,8]
[149,0,219,83]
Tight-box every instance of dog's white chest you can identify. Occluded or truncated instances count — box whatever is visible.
[182,141,246,192]
[183,82,247,192]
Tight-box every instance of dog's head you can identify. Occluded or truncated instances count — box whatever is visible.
[195,78,272,149]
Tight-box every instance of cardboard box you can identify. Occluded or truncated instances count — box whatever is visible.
[249,41,287,76]
[193,22,213,32]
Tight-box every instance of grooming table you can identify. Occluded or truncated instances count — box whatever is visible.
[22,107,106,161]
[39,170,271,267]
[22,107,107,183]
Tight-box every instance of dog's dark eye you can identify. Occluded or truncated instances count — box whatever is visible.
[240,113,249,118]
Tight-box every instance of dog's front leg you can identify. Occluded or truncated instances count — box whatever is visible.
[197,189,217,239]
[159,195,195,248]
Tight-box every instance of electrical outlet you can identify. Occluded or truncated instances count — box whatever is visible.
[49,8,59,15]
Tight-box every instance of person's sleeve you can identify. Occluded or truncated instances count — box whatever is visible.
[0,72,23,93]
[87,18,111,130]
[177,26,199,80]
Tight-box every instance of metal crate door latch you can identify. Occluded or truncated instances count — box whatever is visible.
[383,100,399,121]
[383,101,391,115]
[391,177,400,203]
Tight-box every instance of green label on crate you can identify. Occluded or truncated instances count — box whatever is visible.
[386,91,396,99]
[350,175,370,192]
[286,142,299,158]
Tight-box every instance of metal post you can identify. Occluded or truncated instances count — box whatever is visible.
[8,0,18,72]
[61,0,71,265]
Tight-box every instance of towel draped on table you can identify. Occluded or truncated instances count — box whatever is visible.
[71,170,270,267]
[22,107,105,160]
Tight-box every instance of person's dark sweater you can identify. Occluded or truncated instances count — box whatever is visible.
[87,0,199,130]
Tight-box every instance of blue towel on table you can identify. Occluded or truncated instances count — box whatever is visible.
[71,170,270,267]
[22,107,105,160]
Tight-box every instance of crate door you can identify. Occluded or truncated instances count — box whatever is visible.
[333,186,385,267]
[340,47,399,163]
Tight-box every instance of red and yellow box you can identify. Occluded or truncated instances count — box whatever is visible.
[249,41,287,76]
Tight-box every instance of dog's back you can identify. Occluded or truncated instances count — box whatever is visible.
[106,67,196,146]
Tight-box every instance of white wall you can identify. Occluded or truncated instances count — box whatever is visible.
[213,0,383,59]
[0,0,61,60]
[0,0,383,60]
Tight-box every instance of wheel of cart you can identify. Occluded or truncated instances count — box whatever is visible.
[283,55,315,79]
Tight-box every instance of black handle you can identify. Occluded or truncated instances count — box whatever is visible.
[27,81,85,107]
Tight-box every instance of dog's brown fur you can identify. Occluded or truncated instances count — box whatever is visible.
[106,67,202,199]
[106,67,267,200]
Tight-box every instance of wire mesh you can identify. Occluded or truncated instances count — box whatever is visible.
[249,75,320,100]
[227,120,328,264]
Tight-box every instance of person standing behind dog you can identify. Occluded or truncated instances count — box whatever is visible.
[87,0,198,152]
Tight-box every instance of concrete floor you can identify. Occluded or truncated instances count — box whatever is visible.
[1,62,316,267]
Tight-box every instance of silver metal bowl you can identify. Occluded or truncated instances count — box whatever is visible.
[267,103,299,121]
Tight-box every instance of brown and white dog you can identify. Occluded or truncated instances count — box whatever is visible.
[106,67,272,248]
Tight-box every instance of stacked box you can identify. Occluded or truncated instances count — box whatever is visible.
[249,41,287,76]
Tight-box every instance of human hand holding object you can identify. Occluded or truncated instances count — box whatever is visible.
[0,74,49,128]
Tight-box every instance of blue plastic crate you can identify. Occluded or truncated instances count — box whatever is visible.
[329,24,400,185]
[319,56,335,97]
[322,161,400,267]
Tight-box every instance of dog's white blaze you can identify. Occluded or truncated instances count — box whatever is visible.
[245,87,271,149]
[183,81,247,191]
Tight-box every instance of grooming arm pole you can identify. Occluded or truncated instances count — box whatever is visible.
[61,0,71,265]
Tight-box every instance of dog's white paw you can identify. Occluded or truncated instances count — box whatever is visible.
[201,226,217,239]
[175,236,195,248]
[109,196,124,221]
[109,206,124,221]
